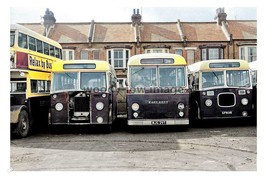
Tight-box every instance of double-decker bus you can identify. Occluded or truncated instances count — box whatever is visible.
[49,60,117,131]
[126,53,189,128]
[188,59,253,122]
[10,24,62,138]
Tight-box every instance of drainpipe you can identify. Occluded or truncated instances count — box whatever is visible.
[88,20,95,47]
[177,19,187,47]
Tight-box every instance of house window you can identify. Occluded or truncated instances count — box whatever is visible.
[240,46,257,62]
[80,50,88,59]
[106,49,130,69]
[174,49,183,56]
[201,47,224,61]
[93,50,100,60]
[114,49,123,68]
[62,49,75,60]
[145,48,169,53]
[186,50,195,64]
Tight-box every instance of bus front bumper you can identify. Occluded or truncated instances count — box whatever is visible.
[128,119,189,126]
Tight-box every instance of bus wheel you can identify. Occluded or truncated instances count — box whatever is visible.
[15,110,30,138]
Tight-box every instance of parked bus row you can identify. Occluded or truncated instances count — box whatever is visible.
[10,25,257,138]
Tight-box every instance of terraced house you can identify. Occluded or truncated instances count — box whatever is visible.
[20,8,257,87]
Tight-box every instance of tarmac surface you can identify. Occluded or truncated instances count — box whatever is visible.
[10,119,256,171]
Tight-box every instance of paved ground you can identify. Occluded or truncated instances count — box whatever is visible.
[10,119,256,171]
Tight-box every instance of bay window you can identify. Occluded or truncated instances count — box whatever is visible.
[239,46,257,62]
[106,48,130,69]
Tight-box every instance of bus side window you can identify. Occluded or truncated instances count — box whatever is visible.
[50,45,55,57]
[18,33,28,49]
[38,81,45,92]
[31,80,38,93]
[44,42,49,55]
[188,74,194,89]
[194,72,199,90]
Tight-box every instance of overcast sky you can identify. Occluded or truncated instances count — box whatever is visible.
[10,6,257,24]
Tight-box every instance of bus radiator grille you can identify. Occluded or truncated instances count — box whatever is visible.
[218,93,235,107]
[74,97,90,112]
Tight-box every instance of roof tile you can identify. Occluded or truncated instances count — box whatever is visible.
[182,22,227,41]
[141,23,181,42]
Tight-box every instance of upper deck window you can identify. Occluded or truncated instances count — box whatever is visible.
[29,36,36,51]
[49,45,55,57]
[18,33,27,49]
[36,39,43,53]
[44,42,49,55]
[10,31,15,47]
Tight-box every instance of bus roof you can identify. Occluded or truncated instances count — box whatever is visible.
[52,60,115,73]
[128,53,186,66]
[188,59,250,73]
[10,24,62,49]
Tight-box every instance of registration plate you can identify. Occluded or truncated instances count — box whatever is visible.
[151,121,167,125]
[222,111,232,115]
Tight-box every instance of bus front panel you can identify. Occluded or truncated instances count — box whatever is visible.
[127,93,189,125]
[194,88,253,119]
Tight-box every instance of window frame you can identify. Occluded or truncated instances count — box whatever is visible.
[80,50,88,60]
[106,48,131,69]
[145,48,169,54]
[28,36,37,51]
[239,46,257,63]
[93,50,100,60]
[201,47,224,61]
[62,49,75,60]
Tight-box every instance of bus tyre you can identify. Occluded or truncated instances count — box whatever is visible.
[15,110,30,138]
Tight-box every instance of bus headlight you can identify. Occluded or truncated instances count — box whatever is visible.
[102,93,107,98]
[178,103,185,110]
[241,98,248,105]
[55,103,63,111]
[96,102,104,110]
[205,99,212,107]
[131,103,139,111]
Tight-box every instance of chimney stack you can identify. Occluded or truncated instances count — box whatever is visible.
[131,8,142,26]
[214,7,227,26]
